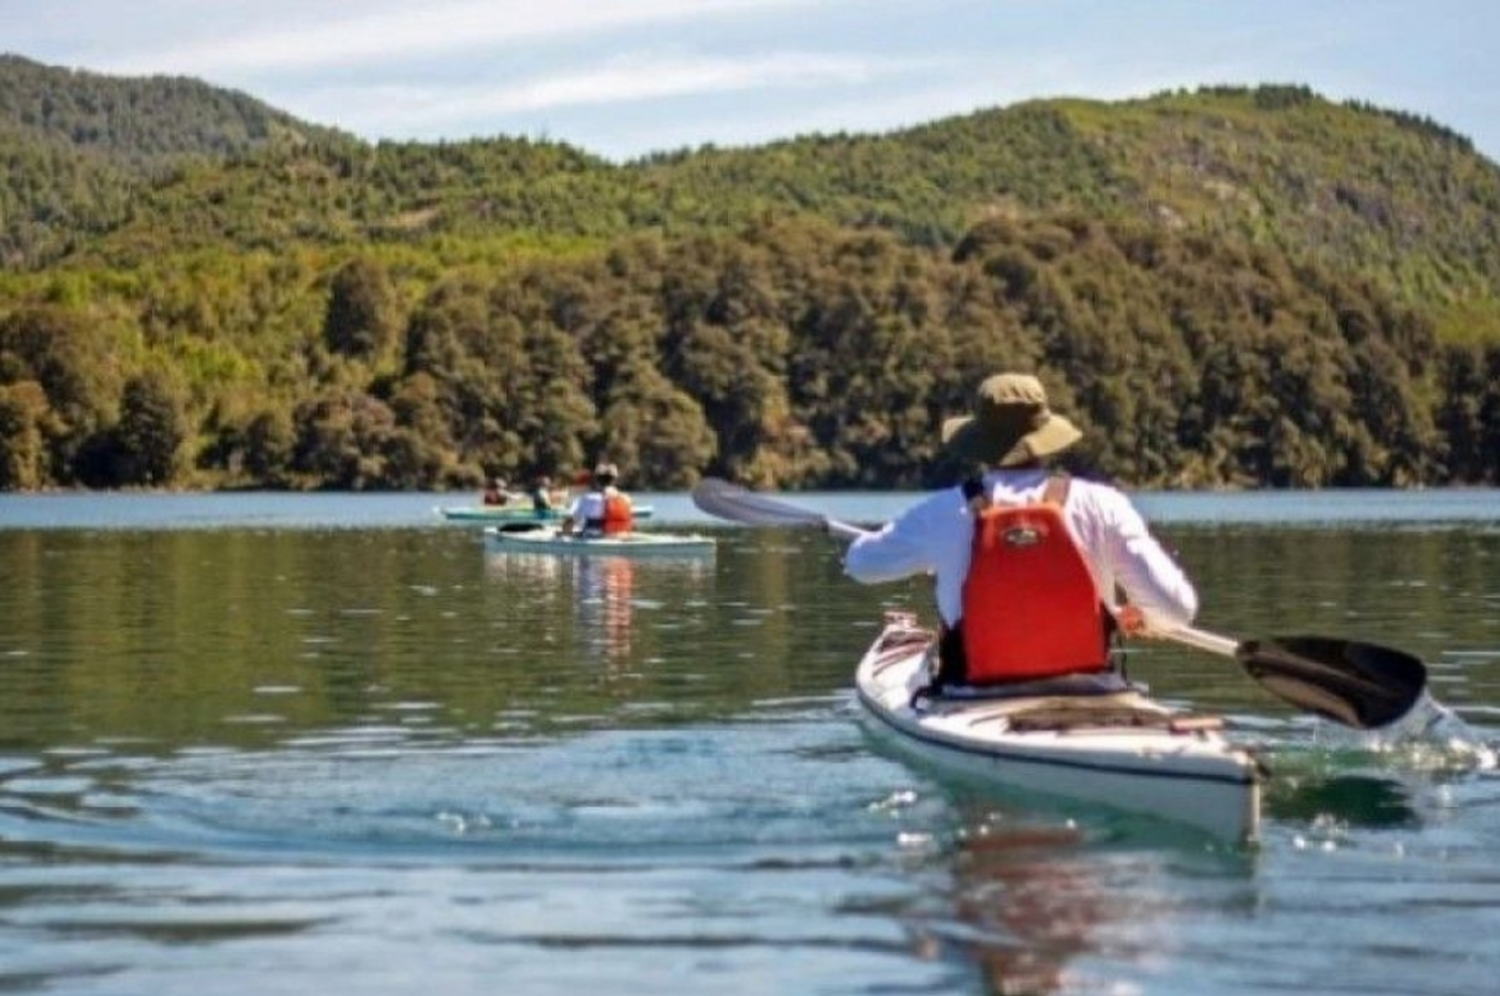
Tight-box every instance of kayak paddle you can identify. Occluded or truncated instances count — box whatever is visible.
[691,477,865,539]
[689,477,1428,730]
[1163,626,1426,730]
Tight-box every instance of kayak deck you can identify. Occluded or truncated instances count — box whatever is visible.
[483,525,715,558]
[438,504,655,522]
[856,612,1264,841]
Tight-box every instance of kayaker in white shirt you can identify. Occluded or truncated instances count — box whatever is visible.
[562,462,635,535]
[844,372,1198,689]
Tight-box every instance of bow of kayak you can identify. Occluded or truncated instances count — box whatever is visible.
[855,612,1264,842]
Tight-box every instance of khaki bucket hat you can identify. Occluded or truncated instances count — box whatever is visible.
[941,373,1082,466]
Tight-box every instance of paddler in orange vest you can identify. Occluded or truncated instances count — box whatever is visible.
[843,372,1198,693]
[561,461,635,536]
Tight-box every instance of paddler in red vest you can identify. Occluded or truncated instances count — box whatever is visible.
[481,476,509,506]
[561,461,635,536]
[843,372,1198,693]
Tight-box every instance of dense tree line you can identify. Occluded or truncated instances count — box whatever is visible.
[4,58,1500,491]
[4,213,1499,491]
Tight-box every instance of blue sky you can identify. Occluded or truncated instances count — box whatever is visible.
[5,0,1498,163]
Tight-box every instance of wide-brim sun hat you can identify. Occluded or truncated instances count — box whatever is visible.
[941,372,1082,466]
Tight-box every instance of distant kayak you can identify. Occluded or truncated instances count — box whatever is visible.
[483,525,714,558]
[438,504,655,523]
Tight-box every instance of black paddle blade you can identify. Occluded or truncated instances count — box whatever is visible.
[1236,636,1428,729]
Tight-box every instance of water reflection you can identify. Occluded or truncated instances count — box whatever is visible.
[483,549,717,670]
[576,556,635,665]
[946,819,1100,996]
[483,548,568,588]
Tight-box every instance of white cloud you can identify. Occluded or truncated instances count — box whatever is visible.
[11,0,1495,163]
[92,0,846,77]
[290,50,936,138]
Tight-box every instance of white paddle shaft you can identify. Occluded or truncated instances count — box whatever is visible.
[826,518,867,540]
[1164,626,1241,658]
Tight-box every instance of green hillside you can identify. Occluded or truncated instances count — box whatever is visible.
[0,53,349,166]
[2,58,1498,491]
[0,54,353,267]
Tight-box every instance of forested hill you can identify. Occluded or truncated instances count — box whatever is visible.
[0,54,348,167]
[2,57,1499,492]
[0,54,354,267]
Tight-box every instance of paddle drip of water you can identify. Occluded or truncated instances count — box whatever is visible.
[1322,692,1497,771]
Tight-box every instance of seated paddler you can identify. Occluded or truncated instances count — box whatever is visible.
[561,462,635,536]
[843,372,1199,695]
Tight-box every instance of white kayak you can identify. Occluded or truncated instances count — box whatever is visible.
[855,611,1264,841]
[483,525,715,558]
[438,504,655,523]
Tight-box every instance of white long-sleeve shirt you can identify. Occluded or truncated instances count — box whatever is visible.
[568,487,630,531]
[843,470,1198,630]
[569,490,607,530]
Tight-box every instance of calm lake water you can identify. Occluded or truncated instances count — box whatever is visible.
[2,489,1499,996]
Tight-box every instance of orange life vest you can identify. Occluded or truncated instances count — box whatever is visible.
[959,476,1111,683]
[598,492,634,534]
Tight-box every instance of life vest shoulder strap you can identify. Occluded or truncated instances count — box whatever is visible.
[1040,472,1070,508]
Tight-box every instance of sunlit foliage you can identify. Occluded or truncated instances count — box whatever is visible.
[4,58,1500,490]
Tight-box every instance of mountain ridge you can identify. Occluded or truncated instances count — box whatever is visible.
[2,56,1498,492]
[5,54,1498,311]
